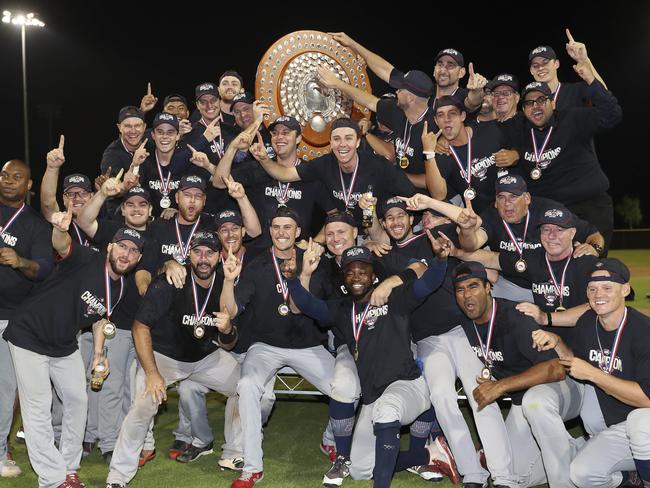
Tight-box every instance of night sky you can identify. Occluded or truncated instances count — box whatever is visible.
[1,1,649,226]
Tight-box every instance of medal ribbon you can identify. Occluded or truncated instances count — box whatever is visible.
[120,137,135,155]
[399,106,429,158]
[0,203,25,238]
[500,211,530,258]
[338,155,360,208]
[271,249,289,303]
[545,253,572,307]
[71,222,89,246]
[530,127,554,165]
[191,272,216,325]
[396,232,427,248]
[351,301,373,352]
[449,136,473,187]
[595,307,628,374]
[104,264,124,321]
[276,159,300,204]
[472,298,497,366]
[174,216,201,261]
[552,82,561,103]
[155,152,173,196]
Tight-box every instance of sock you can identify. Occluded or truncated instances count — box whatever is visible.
[634,458,650,485]
[329,400,355,458]
[372,421,401,488]
[430,419,443,439]
[395,406,435,472]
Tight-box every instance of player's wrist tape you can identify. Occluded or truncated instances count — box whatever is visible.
[546,312,553,327]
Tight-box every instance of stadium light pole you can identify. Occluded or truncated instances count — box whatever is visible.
[2,11,45,168]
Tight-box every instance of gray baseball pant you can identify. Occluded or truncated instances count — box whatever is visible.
[8,342,87,488]
[0,320,16,460]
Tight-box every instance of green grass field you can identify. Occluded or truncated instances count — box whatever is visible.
[2,250,648,488]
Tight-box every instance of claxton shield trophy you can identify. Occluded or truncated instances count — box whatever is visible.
[255,31,373,160]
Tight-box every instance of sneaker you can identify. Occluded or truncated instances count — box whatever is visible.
[82,441,95,458]
[322,455,351,487]
[106,484,125,488]
[428,436,460,485]
[0,458,21,477]
[168,440,190,460]
[319,443,337,463]
[231,471,264,488]
[219,457,244,471]
[138,449,156,468]
[406,464,444,481]
[15,427,25,444]
[463,484,486,488]
[102,451,113,465]
[176,442,214,463]
[65,472,86,488]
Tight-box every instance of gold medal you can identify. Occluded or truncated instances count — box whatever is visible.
[515,258,527,273]
[530,167,542,180]
[399,156,410,169]
[278,303,289,316]
[555,306,567,312]
[102,321,116,339]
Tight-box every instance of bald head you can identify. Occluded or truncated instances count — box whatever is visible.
[0,159,32,205]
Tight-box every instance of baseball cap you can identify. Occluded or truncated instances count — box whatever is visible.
[231,92,254,111]
[152,112,179,131]
[195,82,219,101]
[123,186,151,203]
[271,205,301,227]
[537,206,576,228]
[118,106,145,123]
[434,95,465,113]
[324,210,356,228]
[521,81,552,99]
[495,174,527,196]
[331,117,359,134]
[111,227,145,251]
[389,70,435,98]
[528,45,557,64]
[435,48,465,67]
[163,94,188,107]
[178,174,206,192]
[63,174,93,193]
[589,258,630,284]
[269,115,302,134]
[216,209,243,229]
[380,197,408,218]
[452,261,488,284]
[340,246,374,268]
[190,230,219,252]
[489,73,520,92]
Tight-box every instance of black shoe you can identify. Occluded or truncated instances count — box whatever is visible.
[176,442,214,463]
[463,484,485,488]
[102,451,113,465]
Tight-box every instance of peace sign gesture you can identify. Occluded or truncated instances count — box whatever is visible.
[301,238,323,277]
[51,205,73,232]
[466,62,488,92]
[421,121,441,154]
[223,174,246,200]
[565,28,588,63]
[223,243,242,282]
[46,135,66,168]
[187,144,210,170]
[131,139,149,167]
[101,168,124,198]
[140,82,158,113]
[426,228,451,260]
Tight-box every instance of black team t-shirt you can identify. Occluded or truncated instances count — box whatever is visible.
[147,213,217,268]
[138,156,182,218]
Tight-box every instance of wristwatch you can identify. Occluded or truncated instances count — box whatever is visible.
[591,243,604,257]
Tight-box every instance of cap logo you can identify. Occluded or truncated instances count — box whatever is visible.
[158,113,174,121]
[194,231,213,240]
[130,187,144,193]
[499,176,517,184]
[595,261,604,268]
[198,83,214,91]
[346,247,364,257]
[386,197,402,205]
[525,82,543,91]
[233,94,247,102]
[219,210,236,219]
[186,175,201,183]
[497,75,513,81]
[68,176,85,183]
[276,116,290,122]
[531,46,547,55]
[544,209,563,218]
[123,228,141,239]
[442,48,459,56]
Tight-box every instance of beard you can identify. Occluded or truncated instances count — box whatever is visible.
[191,260,217,280]
[108,253,136,276]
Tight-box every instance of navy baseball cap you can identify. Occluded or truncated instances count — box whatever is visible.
[190,230,219,252]
[495,174,527,196]
[118,106,145,123]
[435,48,465,67]
[452,261,488,284]
[269,115,302,135]
[271,205,301,227]
[179,174,206,192]
[152,112,179,131]
[216,209,243,229]
[324,210,356,228]
[521,81,552,99]
[195,82,219,101]
[231,92,254,111]
[537,206,576,228]
[528,45,557,64]
[340,246,374,268]
[63,174,93,193]
[163,94,188,107]
[434,95,465,113]
[123,185,151,203]
[590,258,630,284]
[380,197,409,218]
[389,70,435,98]
[331,117,359,134]
[489,73,520,92]
[112,227,145,251]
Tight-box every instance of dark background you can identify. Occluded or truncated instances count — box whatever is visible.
[1,1,648,226]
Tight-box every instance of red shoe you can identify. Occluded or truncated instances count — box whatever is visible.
[167,440,190,460]
[138,449,157,468]
[231,471,264,488]
[319,442,337,463]
[428,436,460,485]
[63,472,86,488]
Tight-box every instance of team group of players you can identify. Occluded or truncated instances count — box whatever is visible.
[0,28,648,488]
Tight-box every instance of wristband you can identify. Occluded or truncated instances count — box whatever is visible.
[546,312,553,327]
[397,267,418,284]
[218,325,238,344]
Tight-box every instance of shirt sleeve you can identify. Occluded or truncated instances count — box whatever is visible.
[296,157,325,182]
[512,309,558,364]
[376,98,402,132]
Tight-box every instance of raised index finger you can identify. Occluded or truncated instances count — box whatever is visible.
[422,120,428,135]
[58,134,65,150]
[115,168,124,182]
[147,82,152,95]
[469,62,475,77]
[139,138,149,150]
[565,28,575,43]
[187,144,197,154]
